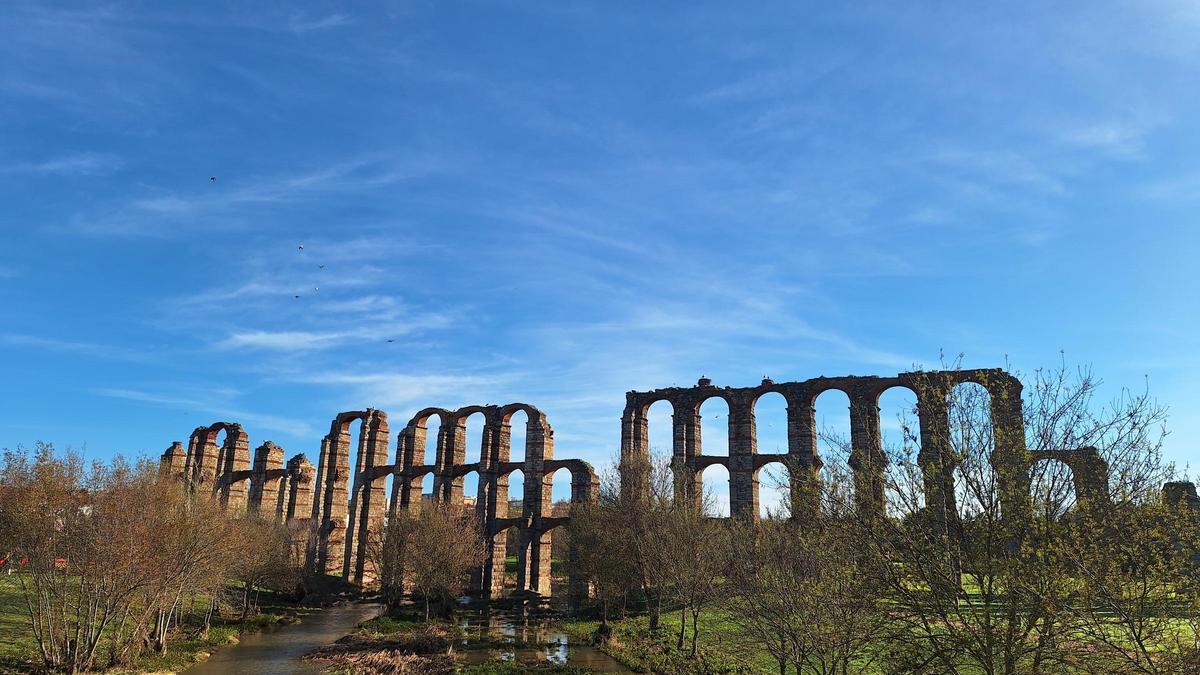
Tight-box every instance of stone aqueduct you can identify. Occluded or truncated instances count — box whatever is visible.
[161,367,1127,599]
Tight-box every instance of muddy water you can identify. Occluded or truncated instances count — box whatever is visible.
[184,600,383,675]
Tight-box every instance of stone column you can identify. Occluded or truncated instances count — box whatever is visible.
[728,393,757,519]
[787,394,822,520]
[350,411,391,585]
[522,418,553,594]
[672,407,703,502]
[287,453,315,521]
[848,390,887,518]
[306,437,329,571]
[987,374,1029,524]
[217,427,251,511]
[248,441,285,519]
[191,428,221,490]
[568,464,598,604]
[316,422,351,576]
[160,442,185,478]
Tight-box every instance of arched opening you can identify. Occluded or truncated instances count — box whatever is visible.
[948,382,993,518]
[754,392,789,517]
[420,473,434,502]
[548,467,572,511]
[508,409,528,464]
[461,470,481,512]
[813,388,853,514]
[503,468,526,590]
[879,386,922,516]
[422,414,441,467]
[755,460,789,519]
[504,468,525,520]
[698,395,729,456]
[462,411,486,467]
[645,399,674,457]
[1030,458,1077,520]
[700,463,731,517]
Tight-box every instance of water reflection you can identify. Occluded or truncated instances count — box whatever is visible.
[184,601,382,675]
[457,610,628,672]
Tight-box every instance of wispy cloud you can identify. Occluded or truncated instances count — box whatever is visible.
[293,372,518,417]
[2,153,123,176]
[94,387,315,438]
[288,12,354,34]
[0,333,161,363]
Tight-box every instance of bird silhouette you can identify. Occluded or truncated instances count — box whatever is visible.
[209,176,216,182]
[298,244,304,251]
[386,339,395,343]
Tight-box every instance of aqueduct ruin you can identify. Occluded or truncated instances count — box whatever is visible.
[161,367,1187,600]
[161,402,598,599]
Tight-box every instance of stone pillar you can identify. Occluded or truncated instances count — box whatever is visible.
[672,408,703,502]
[787,395,822,520]
[286,454,315,521]
[160,442,185,477]
[314,421,351,576]
[348,411,390,585]
[522,417,553,594]
[485,529,509,597]
[248,441,285,520]
[568,464,598,604]
[620,401,651,502]
[431,422,451,501]
[728,393,757,519]
[216,426,251,511]
[306,438,328,571]
[189,427,221,490]
[848,390,886,517]
[987,373,1030,523]
[916,383,956,533]
[397,425,427,511]
[442,416,468,504]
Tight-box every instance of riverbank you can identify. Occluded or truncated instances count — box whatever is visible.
[0,574,325,674]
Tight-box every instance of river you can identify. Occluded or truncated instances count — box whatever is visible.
[184,601,629,673]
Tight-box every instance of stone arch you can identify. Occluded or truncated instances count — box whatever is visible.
[753,456,790,519]
[699,461,732,517]
[1029,447,1110,513]
[186,422,250,507]
[753,391,789,518]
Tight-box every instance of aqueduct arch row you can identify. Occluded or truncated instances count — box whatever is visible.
[620,368,1112,525]
[162,367,1175,602]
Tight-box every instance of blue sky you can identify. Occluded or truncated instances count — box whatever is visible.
[1,2,1197,509]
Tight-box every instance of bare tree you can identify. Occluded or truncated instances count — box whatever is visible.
[728,475,888,675]
[858,360,1178,674]
[379,503,485,620]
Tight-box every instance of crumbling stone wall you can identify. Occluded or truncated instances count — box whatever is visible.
[161,425,315,531]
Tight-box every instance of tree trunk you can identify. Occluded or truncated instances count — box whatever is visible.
[677,607,686,650]
[690,608,700,659]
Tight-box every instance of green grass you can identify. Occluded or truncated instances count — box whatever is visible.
[563,607,769,674]
[0,575,38,672]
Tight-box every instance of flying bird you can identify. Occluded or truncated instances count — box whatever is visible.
[386,339,395,343]
[318,264,326,269]
[298,244,304,251]
[209,176,216,182]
